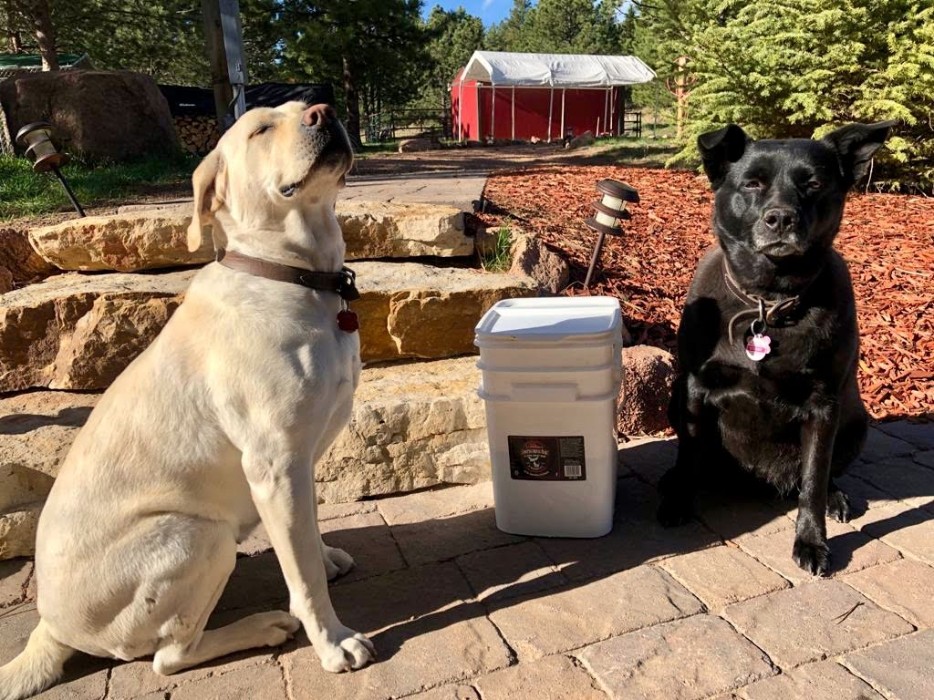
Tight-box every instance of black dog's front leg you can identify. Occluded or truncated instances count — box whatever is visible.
[792,405,839,575]
[658,374,705,526]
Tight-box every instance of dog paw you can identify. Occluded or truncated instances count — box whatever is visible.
[317,627,376,673]
[792,537,830,576]
[258,611,302,647]
[827,490,851,523]
[322,544,355,581]
[657,496,693,528]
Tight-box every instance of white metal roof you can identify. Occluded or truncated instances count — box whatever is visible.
[458,51,656,87]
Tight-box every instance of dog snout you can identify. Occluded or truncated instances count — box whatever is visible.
[762,207,798,234]
[302,103,336,128]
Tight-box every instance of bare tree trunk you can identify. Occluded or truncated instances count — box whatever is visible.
[342,54,362,151]
[4,0,23,52]
[27,0,59,70]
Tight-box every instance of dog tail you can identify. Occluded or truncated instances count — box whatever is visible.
[0,619,74,700]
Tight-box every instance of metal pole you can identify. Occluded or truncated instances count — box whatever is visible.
[560,88,566,139]
[491,83,496,141]
[51,166,86,217]
[202,0,247,131]
[608,88,612,138]
[547,86,554,142]
[476,84,482,141]
[457,79,464,142]
[583,230,607,290]
[511,86,515,141]
[219,0,247,121]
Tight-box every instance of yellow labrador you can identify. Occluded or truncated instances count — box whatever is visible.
[0,102,374,700]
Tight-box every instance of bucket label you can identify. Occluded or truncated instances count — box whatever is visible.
[508,436,586,481]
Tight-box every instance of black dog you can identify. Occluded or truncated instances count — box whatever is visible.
[659,121,895,575]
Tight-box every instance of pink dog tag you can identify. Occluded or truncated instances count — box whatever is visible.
[745,333,772,361]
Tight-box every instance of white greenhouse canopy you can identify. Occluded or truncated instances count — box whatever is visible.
[459,51,656,87]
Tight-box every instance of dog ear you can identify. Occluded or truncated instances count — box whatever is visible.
[821,120,897,185]
[697,124,748,189]
[187,149,228,253]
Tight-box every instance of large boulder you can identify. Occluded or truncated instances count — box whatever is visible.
[30,201,474,272]
[618,345,677,436]
[398,137,438,153]
[567,130,595,149]
[509,233,570,295]
[0,70,179,161]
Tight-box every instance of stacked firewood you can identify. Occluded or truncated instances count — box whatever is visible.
[173,116,220,155]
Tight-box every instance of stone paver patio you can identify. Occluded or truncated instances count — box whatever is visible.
[1,420,933,699]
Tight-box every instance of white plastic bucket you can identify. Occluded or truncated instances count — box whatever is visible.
[478,363,620,400]
[474,297,623,371]
[475,297,623,538]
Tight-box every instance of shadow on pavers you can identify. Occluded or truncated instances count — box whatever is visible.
[8,434,933,680]
[0,406,94,435]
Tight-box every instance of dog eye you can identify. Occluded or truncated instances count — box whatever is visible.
[743,180,762,190]
[251,125,273,138]
[807,180,824,190]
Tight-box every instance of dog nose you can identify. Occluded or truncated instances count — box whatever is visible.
[302,103,335,128]
[763,208,798,232]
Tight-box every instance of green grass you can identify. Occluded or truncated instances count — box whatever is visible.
[591,135,682,169]
[0,152,197,221]
[480,226,513,272]
[356,141,402,156]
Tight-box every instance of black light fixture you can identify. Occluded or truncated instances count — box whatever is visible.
[583,179,639,289]
[16,121,86,217]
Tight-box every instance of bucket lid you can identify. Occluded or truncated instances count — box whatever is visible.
[475,297,621,344]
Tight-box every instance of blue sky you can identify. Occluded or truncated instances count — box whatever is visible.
[421,1,512,27]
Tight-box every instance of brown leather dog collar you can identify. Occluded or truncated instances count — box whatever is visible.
[723,260,801,345]
[216,248,360,302]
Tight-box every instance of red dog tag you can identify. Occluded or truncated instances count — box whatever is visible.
[337,309,359,333]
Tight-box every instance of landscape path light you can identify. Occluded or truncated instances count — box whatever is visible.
[16,121,86,217]
[583,178,639,289]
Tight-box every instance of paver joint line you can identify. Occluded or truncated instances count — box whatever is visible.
[836,659,893,700]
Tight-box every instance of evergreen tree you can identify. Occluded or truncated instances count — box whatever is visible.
[418,6,484,110]
[680,0,934,188]
[484,0,532,52]
[276,0,427,148]
[486,0,626,55]
[52,1,209,84]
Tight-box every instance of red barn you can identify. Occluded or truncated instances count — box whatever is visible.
[451,51,656,143]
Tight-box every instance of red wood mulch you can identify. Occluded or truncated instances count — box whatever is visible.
[480,165,934,422]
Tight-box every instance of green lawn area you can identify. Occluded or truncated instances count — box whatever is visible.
[593,136,681,168]
[0,152,197,222]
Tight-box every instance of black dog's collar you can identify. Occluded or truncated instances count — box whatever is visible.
[216,249,360,302]
[723,261,801,345]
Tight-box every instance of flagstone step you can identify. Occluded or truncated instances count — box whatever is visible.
[28,200,475,273]
[0,270,190,392]
[0,262,537,392]
[318,356,488,502]
[0,356,489,559]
